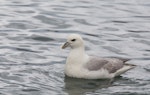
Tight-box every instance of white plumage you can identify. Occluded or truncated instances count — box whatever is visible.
[62,34,136,79]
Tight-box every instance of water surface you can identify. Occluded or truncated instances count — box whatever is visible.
[0,0,150,95]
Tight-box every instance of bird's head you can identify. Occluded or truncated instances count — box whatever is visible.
[62,34,84,49]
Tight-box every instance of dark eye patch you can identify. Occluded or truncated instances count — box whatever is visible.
[71,39,76,41]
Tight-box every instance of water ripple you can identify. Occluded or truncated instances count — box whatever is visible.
[0,0,150,95]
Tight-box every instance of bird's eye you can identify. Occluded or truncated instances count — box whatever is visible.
[71,39,76,42]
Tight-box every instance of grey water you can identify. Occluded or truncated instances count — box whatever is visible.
[0,0,150,95]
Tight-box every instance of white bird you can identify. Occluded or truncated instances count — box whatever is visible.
[62,34,136,79]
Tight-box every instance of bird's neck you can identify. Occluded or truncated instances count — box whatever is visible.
[70,46,86,57]
[67,46,89,65]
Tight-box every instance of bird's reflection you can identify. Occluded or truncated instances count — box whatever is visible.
[64,76,115,95]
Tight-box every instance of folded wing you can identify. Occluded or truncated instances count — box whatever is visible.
[86,57,127,73]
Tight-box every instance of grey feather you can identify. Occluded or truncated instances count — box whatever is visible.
[86,57,108,71]
[86,57,128,73]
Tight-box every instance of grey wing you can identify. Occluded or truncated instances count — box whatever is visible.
[85,57,108,71]
[103,60,124,73]
[86,57,124,73]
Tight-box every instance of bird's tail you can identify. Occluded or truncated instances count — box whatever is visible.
[114,64,136,77]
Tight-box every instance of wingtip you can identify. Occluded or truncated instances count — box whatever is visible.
[125,63,136,68]
[120,58,130,62]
